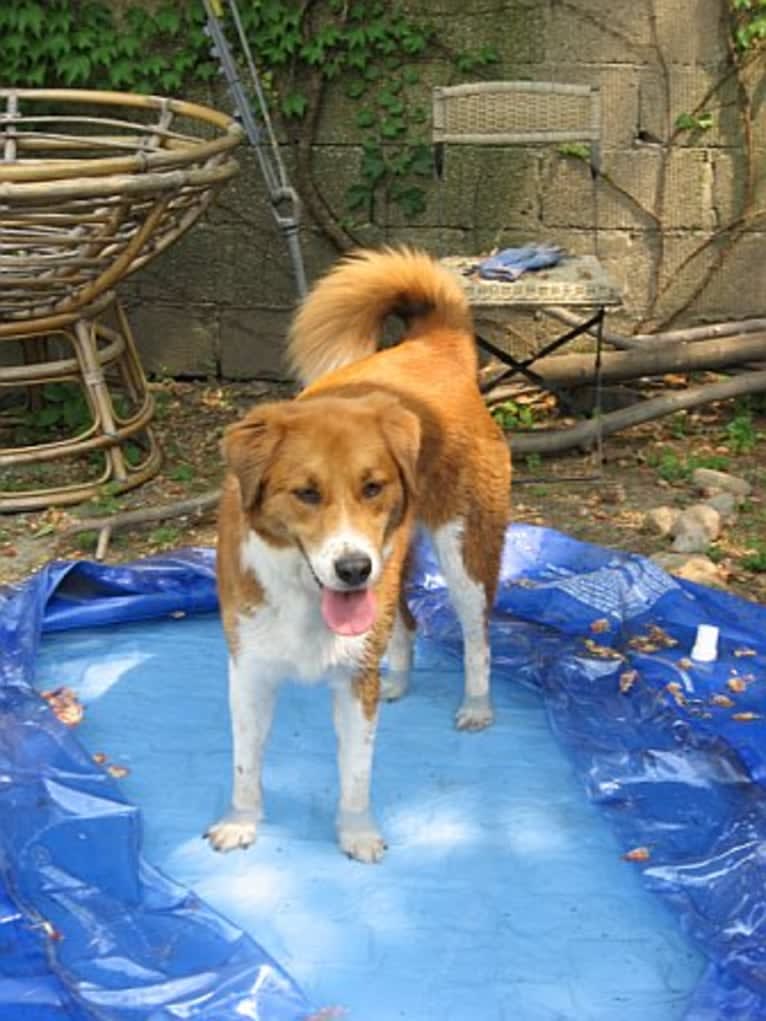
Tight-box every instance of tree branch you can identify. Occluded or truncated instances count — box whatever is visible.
[510,370,766,455]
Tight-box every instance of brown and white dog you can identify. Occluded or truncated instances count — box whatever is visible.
[205,247,511,863]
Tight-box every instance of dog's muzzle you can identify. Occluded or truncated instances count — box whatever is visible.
[333,553,373,588]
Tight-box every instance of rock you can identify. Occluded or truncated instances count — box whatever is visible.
[645,506,680,537]
[670,504,722,552]
[671,526,711,554]
[605,483,627,504]
[651,552,727,589]
[704,491,738,522]
[691,468,751,501]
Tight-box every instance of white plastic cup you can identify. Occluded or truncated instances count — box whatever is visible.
[691,624,719,663]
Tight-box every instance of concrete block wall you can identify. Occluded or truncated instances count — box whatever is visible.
[124,0,765,379]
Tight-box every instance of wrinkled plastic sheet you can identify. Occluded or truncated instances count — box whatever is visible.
[1,525,766,1018]
[0,553,314,1021]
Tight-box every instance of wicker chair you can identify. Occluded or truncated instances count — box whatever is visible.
[0,89,242,511]
[432,81,621,431]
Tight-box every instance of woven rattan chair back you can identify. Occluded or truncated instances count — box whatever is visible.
[0,89,242,510]
[0,89,242,328]
[432,80,601,171]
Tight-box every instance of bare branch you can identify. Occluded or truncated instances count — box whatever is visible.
[510,370,766,455]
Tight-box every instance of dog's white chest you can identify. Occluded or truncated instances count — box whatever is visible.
[236,532,368,683]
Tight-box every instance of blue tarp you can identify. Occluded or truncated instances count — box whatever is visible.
[1,525,766,1019]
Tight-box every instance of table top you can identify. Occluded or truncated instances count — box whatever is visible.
[443,253,622,308]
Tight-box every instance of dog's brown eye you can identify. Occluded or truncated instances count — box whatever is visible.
[362,480,384,499]
[293,486,321,505]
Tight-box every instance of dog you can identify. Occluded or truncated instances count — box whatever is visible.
[205,247,511,863]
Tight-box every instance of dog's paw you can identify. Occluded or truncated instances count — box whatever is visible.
[380,672,408,702]
[204,810,260,853]
[337,810,386,863]
[455,695,494,731]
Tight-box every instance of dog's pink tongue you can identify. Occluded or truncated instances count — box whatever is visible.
[321,588,377,636]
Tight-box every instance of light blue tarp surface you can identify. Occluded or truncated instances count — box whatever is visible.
[3,525,766,1019]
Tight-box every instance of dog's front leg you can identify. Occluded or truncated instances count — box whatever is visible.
[332,671,385,863]
[205,653,278,853]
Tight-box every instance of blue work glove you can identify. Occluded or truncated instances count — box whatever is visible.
[476,243,563,281]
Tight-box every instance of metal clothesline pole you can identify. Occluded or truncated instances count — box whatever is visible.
[202,0,308,298]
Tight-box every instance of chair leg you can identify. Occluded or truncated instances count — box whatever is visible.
[73,315,128,483]
[592,306,605,474]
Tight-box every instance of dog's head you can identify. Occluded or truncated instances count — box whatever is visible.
[223,393,420,636]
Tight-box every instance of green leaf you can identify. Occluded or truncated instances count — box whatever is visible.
[380,116,405,138]
[355,108,377,129]
[345,79,368,99]
[675,110,713,132]
[35,407,61,428]
[42,383,67,403]
[155,7,181,35]
[391,183,426,218]
[346,182,373,212]
[168,463,195,482]
[282,92,308,118]
[17,2,43,35]
[409,143,434,176]
[558,142,591,160]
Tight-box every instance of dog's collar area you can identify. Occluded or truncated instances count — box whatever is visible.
[295,537,323,590]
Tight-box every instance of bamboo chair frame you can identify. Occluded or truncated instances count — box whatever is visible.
[0,89,243,510]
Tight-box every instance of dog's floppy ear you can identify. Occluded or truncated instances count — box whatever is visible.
[378,401,421,496]
[222,403,285,510]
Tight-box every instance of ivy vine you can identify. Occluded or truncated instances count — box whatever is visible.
[0,0,497,238]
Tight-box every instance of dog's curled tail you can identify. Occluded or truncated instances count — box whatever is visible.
[287,246,472,385]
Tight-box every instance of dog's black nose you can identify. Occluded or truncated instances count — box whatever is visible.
[334,553,372,587]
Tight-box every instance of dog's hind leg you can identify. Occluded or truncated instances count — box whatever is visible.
[381,590,416,701]
[432,517,498,730]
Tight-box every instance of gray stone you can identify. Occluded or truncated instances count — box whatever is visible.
[645,505,681,537]
[671,524,712,554]
[670,503,722,552]
[126,301,218,379]
[220,307,293,380]
[704,491,738,521]
[691,468,752,500]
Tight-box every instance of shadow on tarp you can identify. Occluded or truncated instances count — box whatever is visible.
[1,525,766,1019]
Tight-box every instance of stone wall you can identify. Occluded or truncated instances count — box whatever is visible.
[123,0,765,379]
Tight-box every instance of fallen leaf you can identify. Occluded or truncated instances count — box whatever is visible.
[711,694,735,708]
[583,638,624,660]
[647,625,679,648]
[39,921,63,941]
[619,669,639,694]
[666,682,686,706]
[623,846,651,862]
[41,688,84,727]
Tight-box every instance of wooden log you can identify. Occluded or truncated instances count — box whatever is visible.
[510,369,766,455]
[59,490,220,540]
[544,309,766,350]
[520,332,766,387]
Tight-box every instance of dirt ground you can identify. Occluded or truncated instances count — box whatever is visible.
[1,378,764,606]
